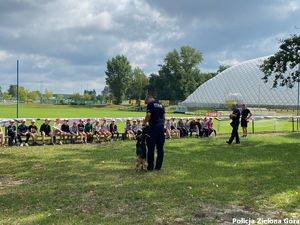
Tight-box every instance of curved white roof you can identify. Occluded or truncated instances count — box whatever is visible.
[182,56,298,107]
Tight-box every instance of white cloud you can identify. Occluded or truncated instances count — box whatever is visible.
[0,50,12,61]
[242,33,287,54]
[111,39,164,70]
[1,0,300,94]
[272,0,300,18]
[96,11,113,30]
[45,1,118,31]
[214,50,241,66]
[218,58,240,66]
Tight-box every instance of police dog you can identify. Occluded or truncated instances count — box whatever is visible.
[135,130,148,172]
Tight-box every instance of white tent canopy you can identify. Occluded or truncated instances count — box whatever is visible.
[182,56,298,108]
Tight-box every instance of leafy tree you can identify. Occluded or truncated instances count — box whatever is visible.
[101,86,112,103]
[27,91,40,101]
[44,89,53,101]
[8,85,17,98]
[147,73,166,99]
[83,93,92,101]
[3,92,12,100]
[84,89,97,100]
[105,55,132,104]
[260,34,300,88]
[101,86,110,97]
[56,94,65,103]
[217,65,230,74]
[96,94,104,104]
[0,86,2,98]
[70,93,82,102]
[196,72,217,86]
[126,67,149,100]
[158,46,203,101]
[7,85,28,101]
[18,87,28,102]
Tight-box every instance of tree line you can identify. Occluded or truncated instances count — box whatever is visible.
[0,85,102,104]
[105,45,229,104]
[0,85,54,103]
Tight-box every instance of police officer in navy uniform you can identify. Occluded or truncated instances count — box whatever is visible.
[226,104,241,144]
[142,95,165,171]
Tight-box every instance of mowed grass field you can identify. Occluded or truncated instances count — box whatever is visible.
[0,133,299,225]
[0,104,297,133]
[0,104,147,119]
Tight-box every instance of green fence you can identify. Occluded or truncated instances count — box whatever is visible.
[215,117,299,134]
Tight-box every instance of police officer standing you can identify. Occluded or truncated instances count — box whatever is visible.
[142,95,165,171]
[226,104,241,144]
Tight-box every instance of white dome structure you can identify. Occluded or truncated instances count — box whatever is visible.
[182,57,298,108]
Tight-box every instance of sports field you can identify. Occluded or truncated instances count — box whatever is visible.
[0,104,146,119]
[0,104,296,133]
[0,133,299,225]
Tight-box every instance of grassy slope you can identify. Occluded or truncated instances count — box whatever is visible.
[0,133,299,225]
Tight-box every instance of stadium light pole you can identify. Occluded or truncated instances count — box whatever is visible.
[16,60,19,119]
[295,27,300,129]
[297,63,300,130]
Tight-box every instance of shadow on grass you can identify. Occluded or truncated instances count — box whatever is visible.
[279,131,300,139]
[166,136,300,210]
[0,134,299,225]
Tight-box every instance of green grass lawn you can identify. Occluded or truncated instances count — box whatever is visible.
[0,133,299,225]
[0,104,147,119]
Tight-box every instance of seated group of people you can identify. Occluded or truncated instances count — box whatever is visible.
[0,117,216,147]
[165,117,216,139]
[3,118,120,146]
[124,119,144,140]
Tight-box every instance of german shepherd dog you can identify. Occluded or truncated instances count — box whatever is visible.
[135,130,148,172]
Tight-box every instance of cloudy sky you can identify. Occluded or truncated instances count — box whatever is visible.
[0,0,300,94]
